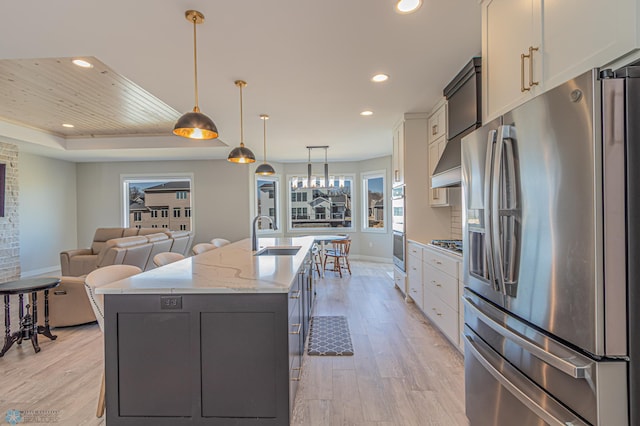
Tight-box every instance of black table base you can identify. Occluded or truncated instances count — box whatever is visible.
[1,279,59,357]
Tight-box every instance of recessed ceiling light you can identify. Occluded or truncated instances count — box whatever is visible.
[372,74,389,82]
[396,0,422,14]
[360,111,373,116]
[72,59,93,68]
[62,123,75,128]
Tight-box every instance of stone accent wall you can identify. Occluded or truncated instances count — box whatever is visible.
[0,141,19,283]
[451,204,462,240]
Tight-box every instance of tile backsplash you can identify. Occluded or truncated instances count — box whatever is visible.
[451,204,462,240]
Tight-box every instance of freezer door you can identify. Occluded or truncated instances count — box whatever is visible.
[461,118,503,307]
[499,69,613,356]
[464,290,628,426]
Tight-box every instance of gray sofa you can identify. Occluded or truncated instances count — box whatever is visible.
[60,227,194,276]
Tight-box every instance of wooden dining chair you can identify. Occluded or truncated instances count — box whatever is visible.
[311,244,323,278]
[323,239,351,278]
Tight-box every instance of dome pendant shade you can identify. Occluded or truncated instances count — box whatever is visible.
[227,143,256,163]
[228,80,256,163]
[173,108,218,139]
[173,10,218,140]
[256,163,276,175]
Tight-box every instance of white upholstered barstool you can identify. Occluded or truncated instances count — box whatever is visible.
[84,264,142,418]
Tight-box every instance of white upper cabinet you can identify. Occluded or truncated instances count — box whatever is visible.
[427,103,447,145]
[482,0,542,122]
[483,0,640,122]
[392,122,405,187]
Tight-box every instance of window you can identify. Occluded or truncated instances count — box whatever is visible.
[291,207,308,219]
[256,176,279,232]
[180,224,187,230]
[288,176,354,231]
[362,171,386,232]
[291,192,307,202]
[121,175,193,231]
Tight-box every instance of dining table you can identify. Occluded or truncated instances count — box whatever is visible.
[312,234,348,278]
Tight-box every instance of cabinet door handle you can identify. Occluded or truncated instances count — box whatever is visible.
[432,188,439,200]
[290,290,301,299]
[290,323,302,335]
[528,46,539,88]
[432,124,438,135]
[520,52,530,92]
[395,170,399,181]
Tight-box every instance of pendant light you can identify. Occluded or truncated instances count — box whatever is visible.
[255,114,276,175]
[173,10,218,140]
[302,145,330,188]
[228,80,256,163]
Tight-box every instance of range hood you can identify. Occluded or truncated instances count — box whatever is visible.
[432,57,481,188]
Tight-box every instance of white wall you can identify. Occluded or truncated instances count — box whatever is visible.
[19,152,78,276]
[76,160,251,249]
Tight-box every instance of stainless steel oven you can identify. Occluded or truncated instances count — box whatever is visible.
[392,186,406,271]
[392,231,405,271]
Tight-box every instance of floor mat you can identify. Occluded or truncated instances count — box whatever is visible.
[307,316,354,356]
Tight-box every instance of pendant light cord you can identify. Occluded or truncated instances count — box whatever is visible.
[263,118,267,163]
[192,15,200,111]
[239,84,244,146]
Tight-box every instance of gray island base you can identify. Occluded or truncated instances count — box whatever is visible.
[98,237,315,425]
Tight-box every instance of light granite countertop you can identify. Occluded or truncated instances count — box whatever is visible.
[95,236,315,295]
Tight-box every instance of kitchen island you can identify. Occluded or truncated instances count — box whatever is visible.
[96,236,315,426]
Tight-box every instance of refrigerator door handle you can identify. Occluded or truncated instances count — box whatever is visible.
[464,333,588,426]
[483,129,498,291]
[464,295,590,379]
[491,126,506,294]
[501,126,519,295]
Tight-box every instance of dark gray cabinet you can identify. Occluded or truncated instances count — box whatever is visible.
[103,257,314,425]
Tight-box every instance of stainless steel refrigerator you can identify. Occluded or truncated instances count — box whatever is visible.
[461,67,640,425]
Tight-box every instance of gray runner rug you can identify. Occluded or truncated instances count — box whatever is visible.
[307,316,354,356]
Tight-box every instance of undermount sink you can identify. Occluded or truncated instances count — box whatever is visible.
[254,246,301,256]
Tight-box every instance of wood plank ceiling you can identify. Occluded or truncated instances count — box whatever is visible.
[0,56,180,138]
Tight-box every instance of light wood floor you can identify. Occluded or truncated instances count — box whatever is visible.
[0,261,466,425]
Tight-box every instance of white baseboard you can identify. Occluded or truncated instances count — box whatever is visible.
[21,266,61,278]
[349,255,393,264]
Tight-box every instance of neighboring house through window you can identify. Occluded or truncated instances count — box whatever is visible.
[121,175,194,231]
[362,171,386,232]
[288,176,354,230]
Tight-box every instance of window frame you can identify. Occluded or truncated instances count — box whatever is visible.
[120,173,194,230]
[255,175,280,234]
[286,174,355,232]
[362,170,387,233]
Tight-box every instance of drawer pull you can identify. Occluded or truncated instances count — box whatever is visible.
[290,323,302,335]
[53,290,67,295]
[290,290,301,299]
[291,367,302,381]
[435,261,442,265]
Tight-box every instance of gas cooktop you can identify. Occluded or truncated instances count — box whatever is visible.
[430,239,463,254]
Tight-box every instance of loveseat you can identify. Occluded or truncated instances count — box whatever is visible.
[60,227,193,276]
